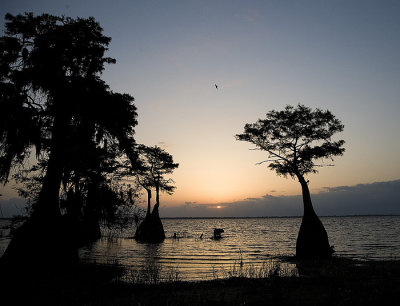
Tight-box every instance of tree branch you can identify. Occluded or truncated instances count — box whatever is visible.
[255,159,284,165]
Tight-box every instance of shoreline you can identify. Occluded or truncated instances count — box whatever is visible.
[2,257,400,305]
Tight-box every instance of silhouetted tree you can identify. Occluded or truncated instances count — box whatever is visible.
[0,13,138,266]
[14,152,142,246]
[236,104,345,258]
[133,145,178,242]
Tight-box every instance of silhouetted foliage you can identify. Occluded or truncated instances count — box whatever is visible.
[133,145,179,242]
[0,13,138,218]
[0,13,139,266]
[135,145,178,214]
[236,104,345,258]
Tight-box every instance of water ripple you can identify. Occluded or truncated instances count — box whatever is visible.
[78,216,400,281]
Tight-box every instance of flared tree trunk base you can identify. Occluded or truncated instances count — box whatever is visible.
[134,211,165,243]
[296,212,334,259]
[0,214,79,272]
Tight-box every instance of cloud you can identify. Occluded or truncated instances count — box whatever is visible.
[161,180,400,218]
[184,201,197,207]
[244,197,259,201]
[2,180,399,218]
[314,180,400,216]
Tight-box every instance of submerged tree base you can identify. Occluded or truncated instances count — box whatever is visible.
[296,212,334,259]
[134,208,165,243]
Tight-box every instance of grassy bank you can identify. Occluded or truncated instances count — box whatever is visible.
[2,258,400,305]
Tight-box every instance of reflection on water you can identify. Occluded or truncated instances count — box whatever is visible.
[79,216,400,281]
[326,216,400,259]
[2,217,399,281]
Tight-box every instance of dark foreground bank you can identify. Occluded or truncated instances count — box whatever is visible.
[2,258,400,305]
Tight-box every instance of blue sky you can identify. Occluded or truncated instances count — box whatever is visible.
[1,1,399,216]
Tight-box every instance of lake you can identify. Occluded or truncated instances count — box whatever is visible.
[79,216,400,281]
[1,216,400,281]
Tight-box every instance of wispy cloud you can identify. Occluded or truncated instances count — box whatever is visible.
[184,201,197,207]
[244,197,259,201]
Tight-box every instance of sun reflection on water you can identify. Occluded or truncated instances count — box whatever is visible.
[79,216,400,282]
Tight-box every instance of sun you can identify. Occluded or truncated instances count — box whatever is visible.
[216,205,222,209]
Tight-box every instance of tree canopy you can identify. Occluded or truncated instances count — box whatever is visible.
[0,13,139,218]
[134,145,178,213]
[236,104,345,179]
[136,145,178,196]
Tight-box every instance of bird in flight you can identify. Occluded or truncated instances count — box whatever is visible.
[215,84,218,89]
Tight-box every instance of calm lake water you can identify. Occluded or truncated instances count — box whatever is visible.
[1,216,400,281]
[79,216,400,281]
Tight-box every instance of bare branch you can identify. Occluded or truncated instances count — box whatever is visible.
[255,159,283,165]
[25,95,45,112]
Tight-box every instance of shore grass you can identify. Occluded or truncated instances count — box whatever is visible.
[2,257,400,305]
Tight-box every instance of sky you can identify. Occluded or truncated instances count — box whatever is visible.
[0,0,399,217]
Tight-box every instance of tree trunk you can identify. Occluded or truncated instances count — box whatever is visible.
[145,188,151,217]
[0,113,78,269]
[33,109,69,218]
[134,186,165,243]
[0,211,79,270]
[296,175,333,259]
[134,210,165,243]
[156,183,160,206]
[33,148,63,219]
